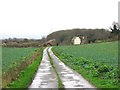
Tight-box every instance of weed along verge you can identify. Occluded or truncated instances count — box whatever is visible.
[47,48,64,89]
[3,48,43,88]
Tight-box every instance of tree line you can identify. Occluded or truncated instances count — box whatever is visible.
[47,23,119,45]
[2,23,119,47]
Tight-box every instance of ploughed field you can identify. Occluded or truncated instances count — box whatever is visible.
[52,41,119,88]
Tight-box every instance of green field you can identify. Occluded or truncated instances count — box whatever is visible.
[7,49,43,88]
[2,47,38,72]
[53,41,119,88]
[2,47,42,88]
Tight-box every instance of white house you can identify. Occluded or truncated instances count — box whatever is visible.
[72,36,81,45]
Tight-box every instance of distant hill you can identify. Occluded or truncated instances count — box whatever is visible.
[47,28,111,45]
[2,28,112,47]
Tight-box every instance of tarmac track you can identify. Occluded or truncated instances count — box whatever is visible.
[29,47,97,90]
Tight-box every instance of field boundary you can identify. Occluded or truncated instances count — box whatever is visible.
[2,48,42,88]
[7,48,43,88]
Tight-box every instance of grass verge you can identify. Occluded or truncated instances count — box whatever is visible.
[2,47,39,87]
[7,48,43,88]
[47,48,64,89]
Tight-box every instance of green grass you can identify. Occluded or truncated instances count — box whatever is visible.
[52,41,119,88]
[53,41,118,67]
[7,48,43,88]
[2,47,38,72]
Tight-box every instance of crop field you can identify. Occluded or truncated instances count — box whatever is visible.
[7,48,43,88]
[52,41,119,88]
[2,47,40,88]
[2,47,38,72]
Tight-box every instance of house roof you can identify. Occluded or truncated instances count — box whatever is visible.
[72,36,80,41]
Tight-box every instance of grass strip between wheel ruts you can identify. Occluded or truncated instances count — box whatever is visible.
[47,48,64,89]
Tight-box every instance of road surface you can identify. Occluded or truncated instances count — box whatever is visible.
[29,47,96,90]
[29,47,58,89]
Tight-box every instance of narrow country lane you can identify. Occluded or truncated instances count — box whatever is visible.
[48,47,96,89]
[29,47,58,89]
[29,47,97,90]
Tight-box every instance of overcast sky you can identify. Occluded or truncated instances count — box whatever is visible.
[0,0,119,39]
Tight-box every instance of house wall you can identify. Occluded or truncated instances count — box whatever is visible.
[73,37,81,45]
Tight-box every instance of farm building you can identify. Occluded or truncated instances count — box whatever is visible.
[43,39,56,46]
[72,36,86,45]
[72,36,81,45]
